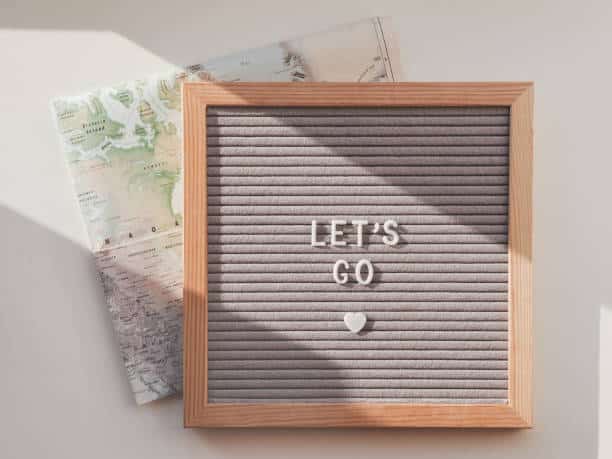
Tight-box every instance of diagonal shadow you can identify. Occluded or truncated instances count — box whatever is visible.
[0,1,374,71]
[0,204,135,406]
[0,204,346,406]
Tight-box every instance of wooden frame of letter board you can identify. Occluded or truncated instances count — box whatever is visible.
[183,82,533,428]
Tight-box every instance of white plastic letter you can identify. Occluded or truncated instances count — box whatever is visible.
[333,259,349,284]
[351,220,368,247]
[330,219,347,246]
[355,259,374,285]
[382,219,400,246]
[311,220,325,247]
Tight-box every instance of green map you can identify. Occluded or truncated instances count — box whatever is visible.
[53,75,184,250]
[51,17,401,404]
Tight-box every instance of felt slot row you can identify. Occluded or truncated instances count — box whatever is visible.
[208,234,508,244]
[208,195,509,205]
[207,166,509,176]
[208,185,509,196]
[207,339,508,350]
[208,215,508,225]
[208,369,508,379]
[207,331,509,343]
[208,292,509,302]
[209,176,509,186]
[207,126,509,137]
[208,225,508,235]
[207,146,509,156]
[208,253,508,263]
[208,156,509,167]
[207,302,510,312]
[208,273,508,283]
[208,398,509,403]
[207,116,509,127]
[207,321,508,332]
[207,283,508,293]
[208,350,508,359]
[207,245,508,254]
[207,379,508,389]
[207,106,510,117]
[207,389,508,401]
[208,137,509,147]
[207,359,508,370]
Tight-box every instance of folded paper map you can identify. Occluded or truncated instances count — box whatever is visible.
[51,17,401,404]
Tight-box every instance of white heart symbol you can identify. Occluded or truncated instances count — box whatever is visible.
[344,312,367,333]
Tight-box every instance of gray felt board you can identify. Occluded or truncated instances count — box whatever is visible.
[206,106,509,404]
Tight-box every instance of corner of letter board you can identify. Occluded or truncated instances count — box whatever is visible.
[182,82,533,428]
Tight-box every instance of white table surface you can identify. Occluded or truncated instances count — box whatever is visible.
[1,1,611,458]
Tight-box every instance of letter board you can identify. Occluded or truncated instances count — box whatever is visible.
[183,82,533,427]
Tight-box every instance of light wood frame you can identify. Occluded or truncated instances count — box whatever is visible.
[183,82,533,428]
